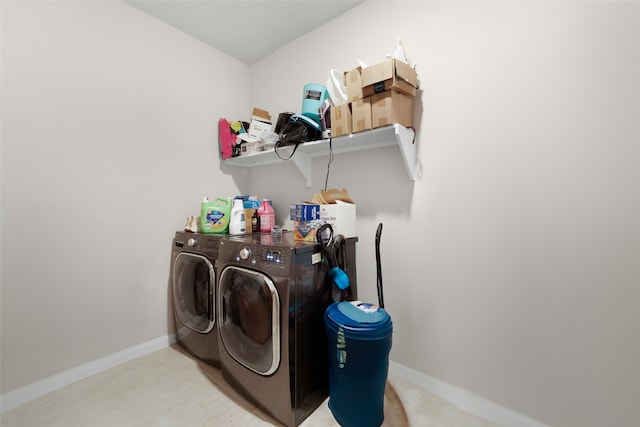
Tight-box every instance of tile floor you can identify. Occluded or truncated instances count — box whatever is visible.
[1,345,498,427]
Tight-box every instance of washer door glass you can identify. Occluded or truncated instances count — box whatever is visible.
[173,253,215,333]
[219,266,280,376]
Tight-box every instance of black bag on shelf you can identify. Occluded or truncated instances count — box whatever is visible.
[278,114,322,146]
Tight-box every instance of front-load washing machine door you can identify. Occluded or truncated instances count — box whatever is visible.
[173,253,215,333]
[219,266,280,376]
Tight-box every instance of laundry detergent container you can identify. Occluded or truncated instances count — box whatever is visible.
[324,301,393,427]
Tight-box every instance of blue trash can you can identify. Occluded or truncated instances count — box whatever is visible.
[325,301,393,427]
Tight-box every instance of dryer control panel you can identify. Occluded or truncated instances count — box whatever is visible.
[225,244,291,276]
[262,248,286,264]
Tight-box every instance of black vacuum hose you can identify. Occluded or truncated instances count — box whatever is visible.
[375,223,384,309]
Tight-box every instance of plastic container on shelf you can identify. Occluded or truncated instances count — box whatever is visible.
[301,84,328,125]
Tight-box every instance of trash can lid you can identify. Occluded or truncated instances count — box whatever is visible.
[326,301,392,338]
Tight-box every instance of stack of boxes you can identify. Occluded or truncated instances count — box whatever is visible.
[331,59,419,137]
[290,202,356,241]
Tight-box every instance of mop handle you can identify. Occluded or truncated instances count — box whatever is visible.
[375,223,384,309]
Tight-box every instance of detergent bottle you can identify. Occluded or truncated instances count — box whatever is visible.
[257,199,275,232]
[229,198,246,235]
[200,197,231,234]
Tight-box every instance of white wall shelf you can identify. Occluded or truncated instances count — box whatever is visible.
[224,124,417,188]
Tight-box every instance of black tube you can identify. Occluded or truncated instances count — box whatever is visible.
[375,223,384,309]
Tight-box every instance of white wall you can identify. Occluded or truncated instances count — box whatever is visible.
[1,1,248,394]
[249,2,640,427]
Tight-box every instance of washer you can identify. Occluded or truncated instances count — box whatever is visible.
[216,231,357,427]
[171,231,225,367]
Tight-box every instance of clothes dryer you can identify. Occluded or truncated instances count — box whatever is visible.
[216,232,357,427]
[171,231,224,367]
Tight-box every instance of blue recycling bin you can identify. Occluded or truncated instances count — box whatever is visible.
[325,301,393,427]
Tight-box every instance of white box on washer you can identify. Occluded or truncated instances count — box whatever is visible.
[320,203,356,238]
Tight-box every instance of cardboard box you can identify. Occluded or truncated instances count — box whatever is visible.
[362,58,419,98]
[371,90,414,128]
[239,198,261,231]
[351,97,372,133]
[239,140,262,156]
[244,208,256,229]
[320,203,356,238]
[330,103,352,137]
[248,107,272,139]
[344,67,364,102]
[290,203,321,222]
[293,220,324,242]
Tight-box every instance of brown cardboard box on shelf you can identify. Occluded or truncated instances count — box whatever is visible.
[344,67,364,102]
[351,97,372,133]
[331,103,352,137]
[362,58,419,98]
[371,90,414,128]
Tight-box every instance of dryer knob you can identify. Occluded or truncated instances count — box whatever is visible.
[187,238,197,247]
[239,247,251,260]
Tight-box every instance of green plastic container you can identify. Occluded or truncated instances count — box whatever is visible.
[200,197,231,234]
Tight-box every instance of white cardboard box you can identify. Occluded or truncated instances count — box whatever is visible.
[320,203,356,238]
[248,107,272,139]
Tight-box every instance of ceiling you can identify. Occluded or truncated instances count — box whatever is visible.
[124,1,364,65]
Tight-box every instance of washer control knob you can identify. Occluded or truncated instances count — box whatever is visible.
[187,238,197,247]
[239,247,251,260]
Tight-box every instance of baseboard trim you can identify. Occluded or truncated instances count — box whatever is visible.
[1,334,177,413]
[389,361,549,427]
